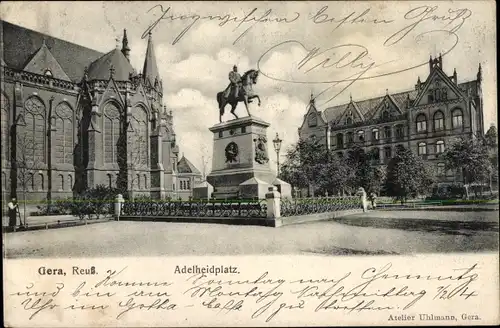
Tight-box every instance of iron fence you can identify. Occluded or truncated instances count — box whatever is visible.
[121,199,267,218]
[280,196,362,217]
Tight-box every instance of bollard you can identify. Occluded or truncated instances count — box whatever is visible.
[265,186,281,219]
[115,194,125,221]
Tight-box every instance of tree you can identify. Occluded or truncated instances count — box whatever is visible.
[442,137,492,188]
[200,144,211,182]
[279,137,328,196]
[316,149,354,195]
[385,145,436,203]
[346,146,386,195]
[484,125,498,191]
[13,131,45,226]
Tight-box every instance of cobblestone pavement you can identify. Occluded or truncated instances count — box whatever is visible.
[4,210,498,258]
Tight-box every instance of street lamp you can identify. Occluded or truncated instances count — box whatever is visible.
[272,132,282,177]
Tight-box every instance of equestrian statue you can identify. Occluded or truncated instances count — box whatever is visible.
[217,65,261,123]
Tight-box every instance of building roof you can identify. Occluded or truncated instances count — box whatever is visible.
[142,32,159,86]
[2,20,103,82]
[87,48,135,81]
[322,80,478,124]
[22,40,71,81]
[177,156,201,174]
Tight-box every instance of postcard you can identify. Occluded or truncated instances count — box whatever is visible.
[1,1,498,326]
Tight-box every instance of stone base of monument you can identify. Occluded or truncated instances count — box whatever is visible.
[206,115,287,200]
[239,177,271,199]
[192,181,214,200]
[272,178,292,199]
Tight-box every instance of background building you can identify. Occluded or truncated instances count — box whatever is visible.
[299,55,484,184]
[0,20,200,201]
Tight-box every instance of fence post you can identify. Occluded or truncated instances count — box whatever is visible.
[265,186,281,219]
[115,194,124,221]
[357,187,368,212]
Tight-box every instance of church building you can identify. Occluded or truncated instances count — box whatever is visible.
[299,54,484,184]
[0,20,201,201]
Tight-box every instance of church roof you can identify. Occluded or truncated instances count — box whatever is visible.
[22,40,71,81]
[177,156,201,174]
[142,33,160,86]
[87,48,135,81]
[1,20,103,82]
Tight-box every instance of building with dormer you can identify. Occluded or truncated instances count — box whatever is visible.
[0,20,200,201]
[299,55,484,184]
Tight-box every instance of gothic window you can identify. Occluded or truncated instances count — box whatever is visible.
[136,174,141,189]
[384,147,392,162]
[381,110,389,120]
[44,69,53,77]
[347,132,354,145]
[1,94,9,163]
[346,117,353,125]
[1,172,7,190]
[187,180,191,190]
[441,88,447,100]
[336,133,343,148]
[59,174,64,190]
[143,175,147,189]
[132,107,148,166]
[372,128,379,141]
[24,97,46,163]
[416,114,427,132]
[55,102,74,164]
[37,173,44,190]
[107,174,112,188]
[452,109,463,128]
[370,148,380,161]
[395,125,404,139]
[357,130,364,142]
[437,163,446,176]
[427,92,434,104]
[104,103,121,164]
[27,173,34,190]
[418,142,427,155]
[433,111,445,131]
[436,140,445,154]
[68,174,73,191]
[384,126,392,139]
[308,112,318,127]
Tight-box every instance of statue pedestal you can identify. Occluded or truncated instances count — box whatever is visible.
[206,116,275,199]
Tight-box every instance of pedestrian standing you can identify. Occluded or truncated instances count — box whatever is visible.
[7,198,19,227]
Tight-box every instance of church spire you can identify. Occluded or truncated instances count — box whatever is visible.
[121,29,130,61]
[142,31,160,88]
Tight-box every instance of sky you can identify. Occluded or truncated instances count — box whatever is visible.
[1,1,497,174]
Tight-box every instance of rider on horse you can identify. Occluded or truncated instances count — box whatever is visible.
[224,65,242,99]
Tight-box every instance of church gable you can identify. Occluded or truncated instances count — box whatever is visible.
[129,83,151,111]
[414,68,464,106]
[23,41,71,81]
[98,79,125,109]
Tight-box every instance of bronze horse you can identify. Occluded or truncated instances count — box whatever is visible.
[216,69,261,123]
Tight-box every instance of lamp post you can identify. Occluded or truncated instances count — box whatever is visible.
[272,132,283,177]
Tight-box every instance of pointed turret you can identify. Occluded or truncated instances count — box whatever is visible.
[121,29,130,61]
[477,63,482,82]
[142,31,160,88]
[453,68,457,84]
